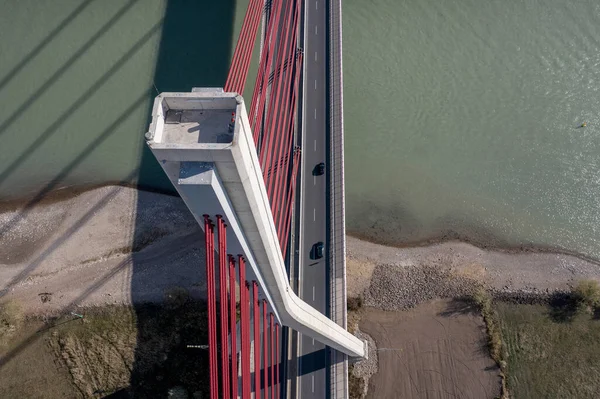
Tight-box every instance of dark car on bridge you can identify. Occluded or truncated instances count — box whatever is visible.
[313,162,325,176]
[310,242,324,260]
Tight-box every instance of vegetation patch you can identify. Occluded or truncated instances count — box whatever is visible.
[347,297,368,399]
[497,300,600,399]
[470,288,509,398]
[0,301,24,345]
[478,280,600,399]
[348,364,365,399]
[573,279,600,311]
[0,293,209,399]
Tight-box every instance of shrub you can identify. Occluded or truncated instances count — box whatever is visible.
[573,279,600,309]
[347,296,363,312]
[0,300,24,339]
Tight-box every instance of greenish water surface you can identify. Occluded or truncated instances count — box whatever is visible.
[344,0,600,259]
[0,0,254,201]
[2,0,600,261]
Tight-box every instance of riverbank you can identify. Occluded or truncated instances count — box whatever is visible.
[346,235,600,398]
[2,184,599,315]
[0,185,205,314]
[3,185,600,398]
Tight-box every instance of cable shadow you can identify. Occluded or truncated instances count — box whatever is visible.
[0,0,140,138]
[0,0,97,93]
[0,90,152,261]
[0,20,164,188]
[0,168,139,300]
[0,175,137,369]
[297,347,328,376]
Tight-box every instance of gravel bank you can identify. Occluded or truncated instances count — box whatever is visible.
[351,329,378,398]
[347,235,600,300]
[346,234,600,397]
[0,185,205,314]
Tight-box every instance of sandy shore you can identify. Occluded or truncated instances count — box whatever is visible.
[346,235,600,301]
[0,185,205,313]
[2,184,599,314]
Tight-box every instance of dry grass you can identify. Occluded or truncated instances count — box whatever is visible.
[471,288,509,399]
[497,302,600,399]
[348,364,365,399]
[0,298,209,398]
[0,301,24,345]
[48,306,137,397]
[347,296,367,399]
[573,279,600,310]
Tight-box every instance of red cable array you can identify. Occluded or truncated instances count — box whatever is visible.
[216,216,230,399]
[264,2,300,202]
[228,256,238,397]
[258,0,297,169]
[239,256,251,398]
[203,216,218,399]
[272,51,303,244]
[282,149,301,259]
[250,0,284,137]
[262,300,269,398]
[270,314,275,399]
[205,0,305,396]
[253,282,260,397]
[224,0,264,95]
[275,323,280,397]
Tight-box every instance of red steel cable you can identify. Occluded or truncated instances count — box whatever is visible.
[217,216,230,399]
[257,0,294,161]
[250,0,284,135]
[229,256,238,398]
[262,300,269,399]
[239,256,251,398]
[259,0,296,171]
[267,2,300,205]
[276,123,297,241]
[249,0,281,129]
[274,59,302,237]
[265,11,299,217]
[282,150,301,258]
[253,282,260,398]
[226,0,263,94]
[270,314,275,399]
[234,0,264,94]
[275,323,280,398]
[272,51,302,229]
[225,0,261,93]
[203,216,218,399]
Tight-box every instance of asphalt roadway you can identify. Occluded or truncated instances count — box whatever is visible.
[297,0,329,397]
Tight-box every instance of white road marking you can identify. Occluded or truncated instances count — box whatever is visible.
[315,25,318,35]
[312,285,315,300]
[314,109,317,119]
[312,338,315,346]
[314,139,317,150]
[315,51,318,62]
[312,375,315,392]
[313,175,316,186]
[314,79,317,90]
[316,1,318,10]
[313,208,316,221]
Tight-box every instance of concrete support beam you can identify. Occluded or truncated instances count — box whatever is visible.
[145,90,365,359]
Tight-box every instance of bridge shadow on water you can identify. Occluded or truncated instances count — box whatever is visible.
[0,0,237,397]
[124,0,238,397]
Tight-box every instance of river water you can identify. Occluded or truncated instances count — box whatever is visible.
[0,0,254,200]
[1,0,600,260]
[343,0,600,259]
